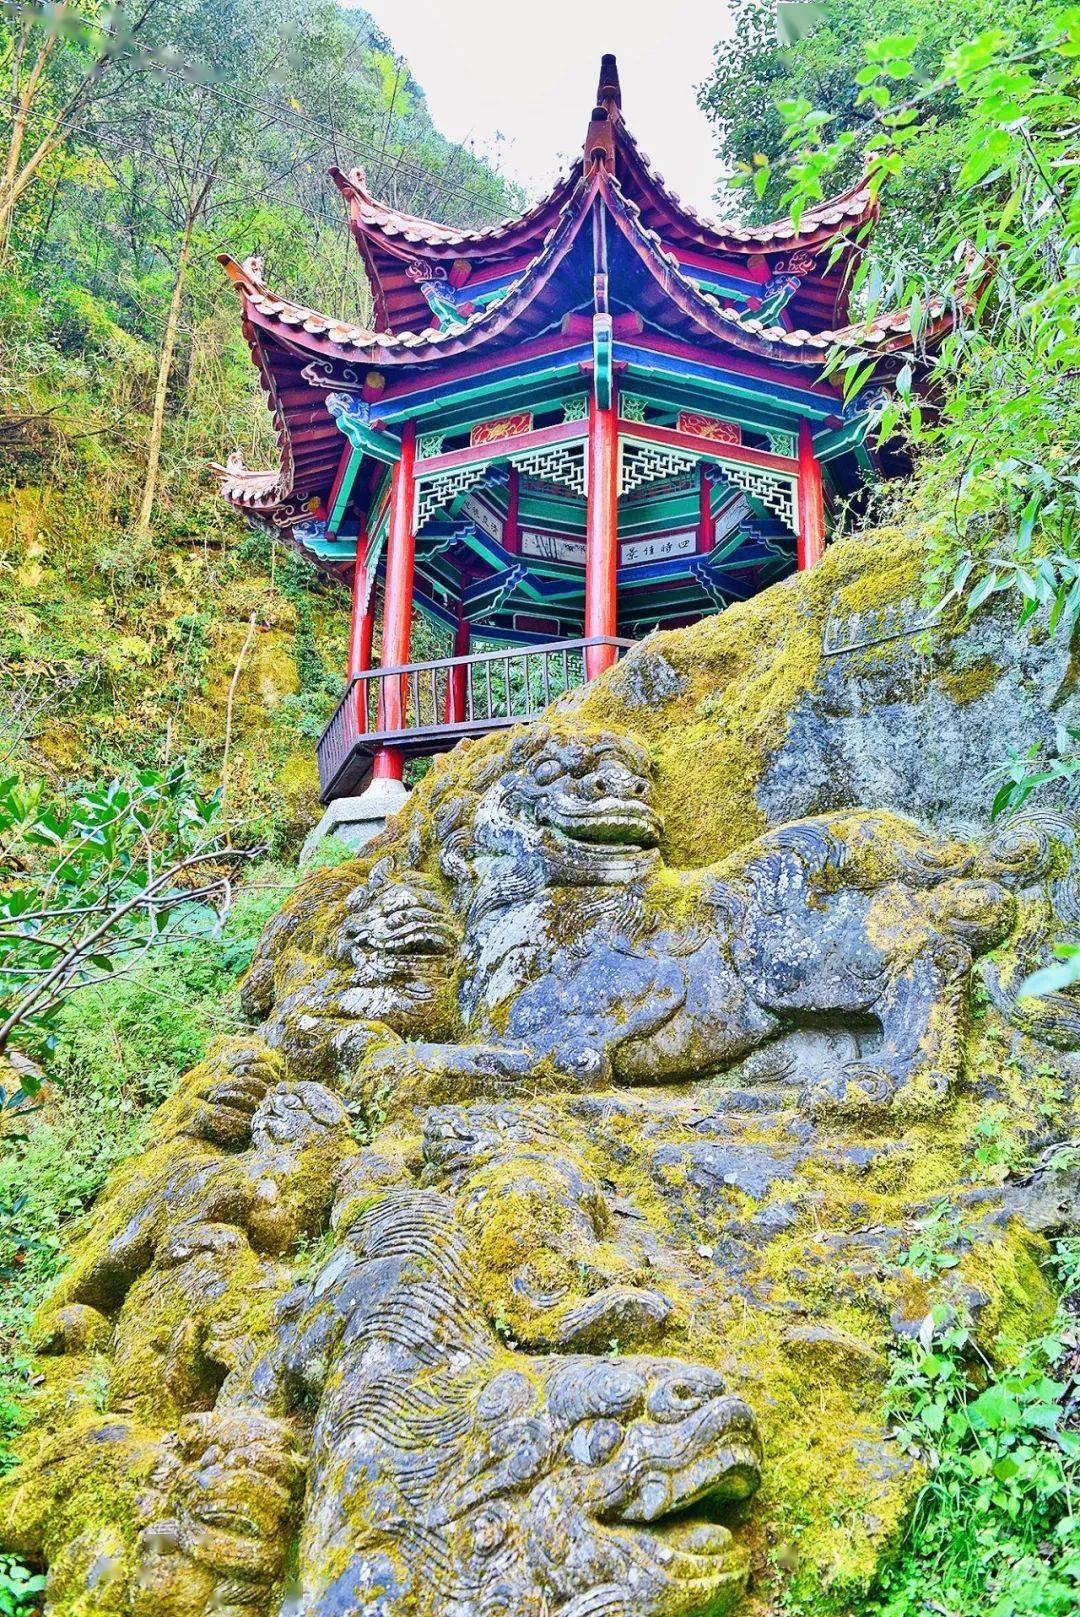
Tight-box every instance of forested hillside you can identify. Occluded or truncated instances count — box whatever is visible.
[0,0,521,1556]
[1,0,518,843]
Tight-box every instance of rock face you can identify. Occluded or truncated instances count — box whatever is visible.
[3,531,1078,1615]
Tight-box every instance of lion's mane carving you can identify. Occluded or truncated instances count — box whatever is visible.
[248,1187,761,1617]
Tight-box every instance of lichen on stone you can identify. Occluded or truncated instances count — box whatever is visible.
[2,532,1077,1616]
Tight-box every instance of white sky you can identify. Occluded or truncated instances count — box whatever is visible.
[353,0,736,215]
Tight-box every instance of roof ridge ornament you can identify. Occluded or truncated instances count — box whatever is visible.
[584,52,621,171]
[597,52,622,112]
[585,105,615,170]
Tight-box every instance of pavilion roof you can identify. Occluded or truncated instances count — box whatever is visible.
[336,54,878,335]
[220,168,940,379]
[216,55,953,536]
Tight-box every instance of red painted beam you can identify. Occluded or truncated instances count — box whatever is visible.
[375,333,586,407]
[414,416,586,476]
[796,417,826,570]
[617,331,843,403]
[620,417,798,471]
[585,392,620,679]
[373,421,417,781]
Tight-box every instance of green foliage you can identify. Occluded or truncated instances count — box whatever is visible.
[0,1557,44,1617]
[894,1202,962,1278]
[989,735,1080,820]
[0,858,297,1415]
[870,1243,1080,1616]
[0,0,518,863]
[0,764,257,1076]
[704,2,1080,1019]
[702,2,1080,637]
[699,0,1029,244]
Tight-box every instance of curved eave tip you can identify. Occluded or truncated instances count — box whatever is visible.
[219,253,267,294]
[330,164,368,199]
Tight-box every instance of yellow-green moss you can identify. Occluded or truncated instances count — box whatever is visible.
[571,529,939,866]
[936,657,1003,706]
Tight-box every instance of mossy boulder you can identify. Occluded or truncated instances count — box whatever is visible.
[2,529,1077,1615]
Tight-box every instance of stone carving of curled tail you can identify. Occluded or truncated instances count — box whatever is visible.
[979,809,1080,1050]
[435,794,477,890]
[743,821,847,913]
[1010,810,1078,920]
[978,810,1079,905]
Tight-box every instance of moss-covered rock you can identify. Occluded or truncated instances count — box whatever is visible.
[2,529,1077,1615]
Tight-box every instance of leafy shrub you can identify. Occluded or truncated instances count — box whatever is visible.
[871,1242,1080,1616]
[0,860,297,1350]
[0,1557,44,1617]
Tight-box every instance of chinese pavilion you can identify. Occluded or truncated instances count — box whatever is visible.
[217,55,952,840]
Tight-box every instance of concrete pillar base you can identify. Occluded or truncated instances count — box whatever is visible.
[300,778,409,863]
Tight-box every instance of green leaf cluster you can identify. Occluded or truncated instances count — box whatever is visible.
[0,1557,44,1617]
[0,764,251,1078]
[873,1242,1080,1616]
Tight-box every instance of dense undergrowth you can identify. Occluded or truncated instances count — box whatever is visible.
[865,1241,1080,1617]
[0,862,307,1465]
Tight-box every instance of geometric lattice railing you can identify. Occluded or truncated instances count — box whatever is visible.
[316,636,633,800]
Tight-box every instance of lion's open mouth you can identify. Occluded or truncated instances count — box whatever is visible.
[612,1398,762,1528]
[644,1514,735,1566]
[357,915,457,954]
[611,1509,750,1610]
[550,796,663,848]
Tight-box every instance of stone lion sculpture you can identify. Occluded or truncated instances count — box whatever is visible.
[34,1038,356,1412]
[305,724,1062,1118]
[421,1101,673,1350]
[4,1103,762,1617]
[251,858,463,1084]
[242,1186,761,1617]
[3,720,1076,1617]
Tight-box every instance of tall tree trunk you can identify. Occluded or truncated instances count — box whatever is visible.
[135,208,197,535]
[0,29,56,254]
[0,3,158,254]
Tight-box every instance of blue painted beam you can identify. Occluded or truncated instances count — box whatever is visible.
[616,342,839,420]
[370,347,593,425]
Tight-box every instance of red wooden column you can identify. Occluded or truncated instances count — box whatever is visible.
[504,466,521,554]
[584,390,619,679]
[796,418,826,571]
[372,422,417,781]
[347,525,375,734]
[445,599,470,724]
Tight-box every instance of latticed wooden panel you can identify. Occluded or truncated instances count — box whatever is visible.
[717,462,798,532]
[618,440,701,497]
[508,441,588,498]
[414,463,492,530]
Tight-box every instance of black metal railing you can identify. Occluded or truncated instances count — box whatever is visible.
[316,636,633,801]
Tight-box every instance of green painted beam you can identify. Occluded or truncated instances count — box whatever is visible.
[813,416,869,463]
[594,315,613,410]
[334,416,401,464]
[328,445,362,532]
[619,364,833,434]
[375,362,586,431]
